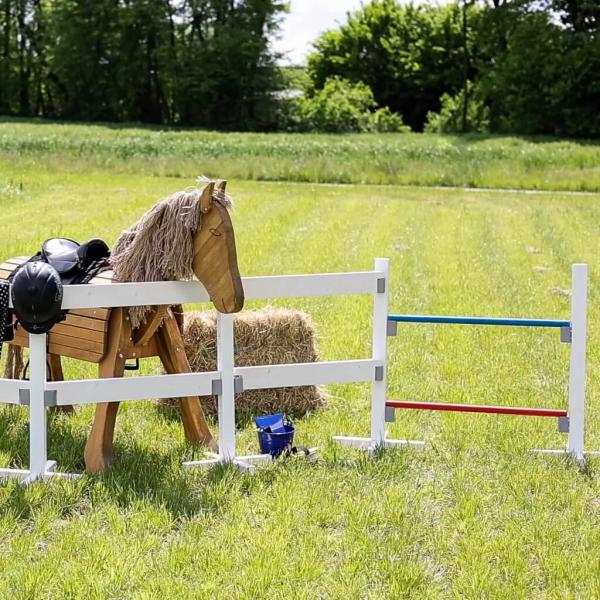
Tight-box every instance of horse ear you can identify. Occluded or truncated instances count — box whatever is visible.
[216,179,227,193]
[200,181,215,214]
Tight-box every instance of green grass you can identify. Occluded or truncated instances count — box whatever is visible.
[3,118,600,191]
[1,136,600,597]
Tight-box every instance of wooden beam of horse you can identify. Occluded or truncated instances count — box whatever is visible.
[0,179,244,472]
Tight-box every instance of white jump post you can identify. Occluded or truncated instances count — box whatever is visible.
[217,312,236,461]
[20,332,76,482]
[217,311,277,471]
[26,333,49,482]
[379,262,595,463]
[567,263,587,461]
[531,263,598,462]
[333,258,424,451]
[0,330,81,482]
[370,258,389,447]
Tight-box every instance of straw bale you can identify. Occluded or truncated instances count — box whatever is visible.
[166,308,327,421]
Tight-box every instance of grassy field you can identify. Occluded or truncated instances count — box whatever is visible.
[1,123,600,598]
[3,118,600,191]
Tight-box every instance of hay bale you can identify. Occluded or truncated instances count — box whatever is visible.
[173,308,327,422]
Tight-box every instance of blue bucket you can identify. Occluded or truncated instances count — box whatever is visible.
[254,413,295,457]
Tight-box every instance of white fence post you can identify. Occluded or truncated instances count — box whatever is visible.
[28,333,48,480]
[371,258,390,447]
[567,263,588,461]
[217,312,236,461]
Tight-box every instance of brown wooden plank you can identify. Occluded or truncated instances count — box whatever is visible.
[9,338,103,363]
[9,310,109,333]
[1,257,28,269]
[0,258,27,279]
[14,328,105,354]
[51,322,106,343]
[48,332,104,354]
[62,313,109,332]
[50,343,103,363]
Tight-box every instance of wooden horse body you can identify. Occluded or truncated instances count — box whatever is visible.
[0,180,243,472]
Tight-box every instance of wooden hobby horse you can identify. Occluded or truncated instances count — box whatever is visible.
[0,180,244,472]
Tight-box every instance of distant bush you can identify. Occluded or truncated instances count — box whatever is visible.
[282,77,409,134]
[425,83,490,134]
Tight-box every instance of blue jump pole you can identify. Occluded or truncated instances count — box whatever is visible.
[388,314,570,328]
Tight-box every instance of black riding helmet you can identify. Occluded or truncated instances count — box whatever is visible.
[11,262,64,334]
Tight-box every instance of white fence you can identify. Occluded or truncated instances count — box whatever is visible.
[0,259,593,484]
[0,259,390,482]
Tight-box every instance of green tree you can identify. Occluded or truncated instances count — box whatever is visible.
[425,81,490,133]
[0,0,16,114]
[282,76,409,133]
[46,0,122,120]
[0,0,47,116]
[113,0,177,123]
[174,0,286,129]
[307,0,466,131]
[5,0,286,127]
[473,1,600,136]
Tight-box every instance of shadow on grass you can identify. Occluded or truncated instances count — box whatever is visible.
[94,441,260,519]
[0,405,417,524]
[0,115,223,134]
[153,400,256,430]
[0,406,29,467]
[0,405,264,523]
[0,406,90,473]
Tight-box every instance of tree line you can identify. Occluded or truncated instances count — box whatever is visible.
[0,0,285,129]
[1,0,599,137]
[305,0,600,137]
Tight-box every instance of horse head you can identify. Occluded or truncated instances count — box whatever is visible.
[192,180,244,313]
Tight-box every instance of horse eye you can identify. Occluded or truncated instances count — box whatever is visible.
[209,228,222,237]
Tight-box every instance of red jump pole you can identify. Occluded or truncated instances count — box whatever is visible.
[385,400,567,418]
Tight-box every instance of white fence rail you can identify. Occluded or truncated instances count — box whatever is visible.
[47,372,220,406]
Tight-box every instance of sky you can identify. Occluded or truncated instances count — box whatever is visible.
[272,0,364,66]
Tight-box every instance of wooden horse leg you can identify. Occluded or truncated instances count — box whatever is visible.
[47,354,74,414]
[156,312,218,452]
[84,309,128,472]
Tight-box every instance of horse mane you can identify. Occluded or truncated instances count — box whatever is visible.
[110,177,233,328]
